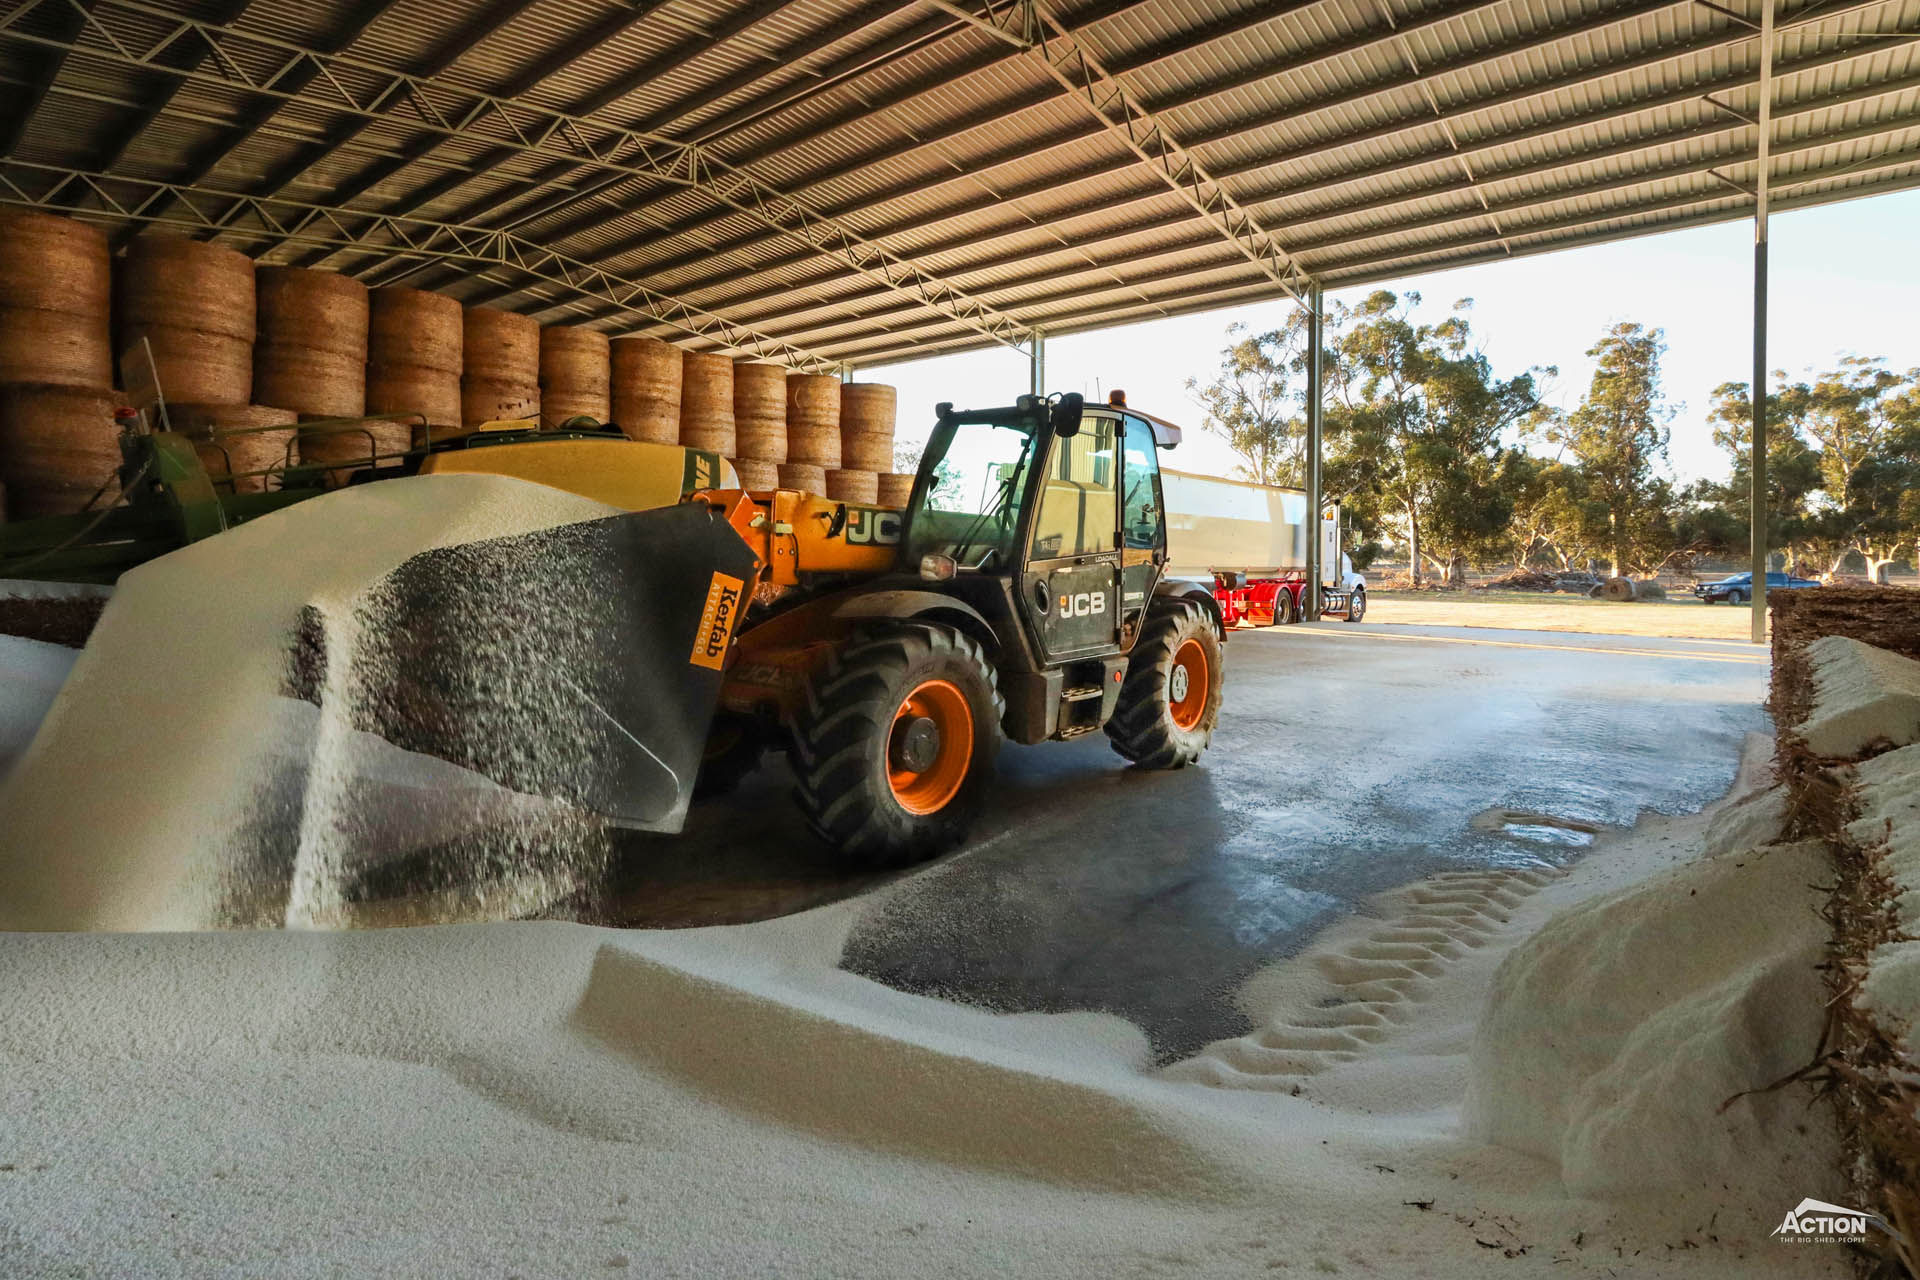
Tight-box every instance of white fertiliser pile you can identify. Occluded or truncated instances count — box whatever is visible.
[0,474,622,931]
[0,725,1845,1276]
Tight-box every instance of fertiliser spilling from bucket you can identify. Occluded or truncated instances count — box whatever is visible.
[0,475,759,932]
[225,505,760,929]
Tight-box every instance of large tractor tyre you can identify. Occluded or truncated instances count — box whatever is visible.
[1106,599,1224,770]
[788,623,1004,868]
[693,713,767,800]
[1345,588,1367,622]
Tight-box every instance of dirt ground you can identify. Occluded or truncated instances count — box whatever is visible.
[1370,589,1787,641]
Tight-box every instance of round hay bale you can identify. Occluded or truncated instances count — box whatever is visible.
[0,210,111,317]
[0,384,124,519]
[255,267,367,359]
[732,360,787,463]
[610,336,681,444]
[166,402,299,494]
[730,457,779,490]
[786,372,841,467]
[840,382,896,473]
[463,307,539,382]
[876,472,916,508]
[460,374,539,430]
[0,308,114,390]
[1634,579,1667,600]
[1601,576,1638,602]
[117,235,254,342]
[539,325,610,427]
[0,210,112,387]
[825,468,878,505]
[368,287,461,372]
[253,345,365,419]
[365,362,460,438]
[777,462,826,494]
[680,352,735,456]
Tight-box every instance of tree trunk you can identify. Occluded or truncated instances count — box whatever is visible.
[1406,506,1422,587]
[1610,504,1629,579]
[1869,558,1895,585]
[1446,554,1466,587]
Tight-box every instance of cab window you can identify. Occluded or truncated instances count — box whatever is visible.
[1030,412,1118,558]
[1120,415,1163,551]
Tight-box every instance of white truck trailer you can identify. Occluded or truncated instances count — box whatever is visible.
[1159,468,1367,624]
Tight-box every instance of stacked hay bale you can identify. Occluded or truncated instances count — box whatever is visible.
[0,211,118,519]
[361,285,460,455]
[461,306,539,430]
[539,325,609,428]
[166,402,299,494]
[876,472,916,507]
[610,335,681,444]
[253,267,367,420]
[679,352,734,457]
[783,372,839,495]
[731,360,786,490]
[0,385,123,520]
[831,382,896,504]
[116,236,255,405]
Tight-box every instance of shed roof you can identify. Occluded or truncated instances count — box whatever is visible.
[2,0,1913,370]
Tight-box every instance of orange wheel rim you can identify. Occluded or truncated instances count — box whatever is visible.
[887,679,973,815]
[1168,638,1210,730]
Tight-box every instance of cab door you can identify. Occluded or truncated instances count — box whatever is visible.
[1017,410,1124,662]
[1116,412,1166,647]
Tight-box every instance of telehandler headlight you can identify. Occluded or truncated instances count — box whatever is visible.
[919,553,957,582]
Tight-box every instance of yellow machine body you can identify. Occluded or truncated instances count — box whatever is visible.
[420,436,737,512]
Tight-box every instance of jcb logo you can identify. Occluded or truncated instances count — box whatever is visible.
[844,507,901,546]
[690,572,746,670]
[1058,591,1107,618]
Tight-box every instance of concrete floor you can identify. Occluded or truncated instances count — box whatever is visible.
[588,620,1770,1062]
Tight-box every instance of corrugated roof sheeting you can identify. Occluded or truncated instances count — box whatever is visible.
[7,0,1919,368]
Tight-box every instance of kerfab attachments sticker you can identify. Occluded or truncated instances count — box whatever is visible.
[690,572,747,670]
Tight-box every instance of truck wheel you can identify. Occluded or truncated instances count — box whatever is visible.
[1346,588,1366,622]
[788,623,1003,868]
[1106,599,1223,769]
[1270,590,1292,626]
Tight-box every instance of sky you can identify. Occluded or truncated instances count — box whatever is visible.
[865,188,1920,487]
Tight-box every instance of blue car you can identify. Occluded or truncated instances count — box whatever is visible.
[1693,571,1820,604]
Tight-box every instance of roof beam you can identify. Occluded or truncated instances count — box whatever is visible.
[678,41,1920,329]
[569,0,1888,309]
[728,100,1920,339]
[0,0,96,158]
[536,0,1419,283]
[431,0,922,238]
[0,159,841,369]
[233,0,557,217]
[0,0,1038,352]
[571,0,1685,284]
[277,0,694,268]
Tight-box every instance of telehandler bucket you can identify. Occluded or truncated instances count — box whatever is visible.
[292,500,761,834]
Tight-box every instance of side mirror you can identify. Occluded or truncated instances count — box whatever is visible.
[1050,392,1084,437]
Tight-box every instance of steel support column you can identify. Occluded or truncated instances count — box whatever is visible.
[1029,329,1046,396]
[1304,284,1325,621]
[1750,0,1774,645]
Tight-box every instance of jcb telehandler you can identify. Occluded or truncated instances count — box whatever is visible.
[691,391,1225,864]
[0,393,1225,867]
